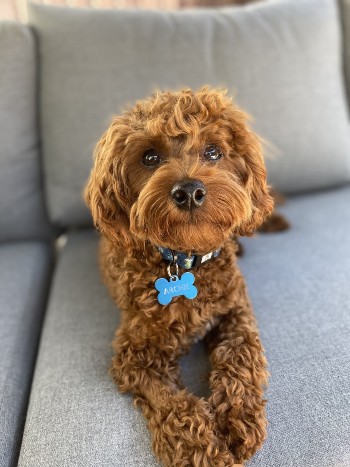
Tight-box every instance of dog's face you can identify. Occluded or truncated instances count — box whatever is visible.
[85,88,273,253]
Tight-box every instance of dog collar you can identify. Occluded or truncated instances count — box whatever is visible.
[157,246,221,270]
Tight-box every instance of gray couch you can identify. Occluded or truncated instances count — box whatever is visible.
[1,0,350,466]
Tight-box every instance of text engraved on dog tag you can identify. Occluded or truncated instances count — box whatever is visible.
[155,272,198,305]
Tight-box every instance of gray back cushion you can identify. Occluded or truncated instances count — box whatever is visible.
[28,0,350,229]
[0,22,52,241]
[340,0,350,104]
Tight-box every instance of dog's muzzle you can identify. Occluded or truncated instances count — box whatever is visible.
[170,179,206,211]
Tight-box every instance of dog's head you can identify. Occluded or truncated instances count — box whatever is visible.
[85,87,273,253]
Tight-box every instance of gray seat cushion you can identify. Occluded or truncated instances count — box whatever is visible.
[17,231,161,467]
[0,242,53,467]
[18,186,350,466]
[28,0,350,229]
[0,22,52,242]
[240,187,350,466]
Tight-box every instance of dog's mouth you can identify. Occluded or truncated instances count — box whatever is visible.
[130,195,251,254]
[128,163,252,253]
[131,215,232,254]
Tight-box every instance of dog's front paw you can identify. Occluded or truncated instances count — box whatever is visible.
[209,386,267,463]
[208,335,268,462]
[150,391,237,467]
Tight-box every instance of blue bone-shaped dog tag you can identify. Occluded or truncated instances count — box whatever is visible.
[155,272,198,305]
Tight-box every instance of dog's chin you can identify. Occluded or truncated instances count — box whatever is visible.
[131,217,236,254]
[155,225,233,253]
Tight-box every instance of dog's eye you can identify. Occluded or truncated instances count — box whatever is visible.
[142,149,162,168]
[203,144,223,162]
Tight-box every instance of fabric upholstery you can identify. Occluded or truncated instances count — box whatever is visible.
[340,0,350,106]
[18,231,160,467]
[0,22,52,241]
[241,186,350,466]
[0,242,53,467]
[28,0,350,229]
[19,186,350,466]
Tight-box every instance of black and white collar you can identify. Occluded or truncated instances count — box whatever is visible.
[157,246,221,270]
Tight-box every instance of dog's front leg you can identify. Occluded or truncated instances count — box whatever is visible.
[206,301,268,463]
[111,327,237,467]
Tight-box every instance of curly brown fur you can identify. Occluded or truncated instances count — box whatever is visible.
[258,189,289,233]
[258,211,290,233]
[85,87,273,466]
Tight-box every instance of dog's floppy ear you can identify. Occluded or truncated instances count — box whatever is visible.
[84,119,131,248]
[237,133,274,236]
[224,105,274,236]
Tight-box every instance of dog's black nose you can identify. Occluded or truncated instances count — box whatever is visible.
[171,179,206,210]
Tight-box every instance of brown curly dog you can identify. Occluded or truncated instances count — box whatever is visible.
[85,87,274,467]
